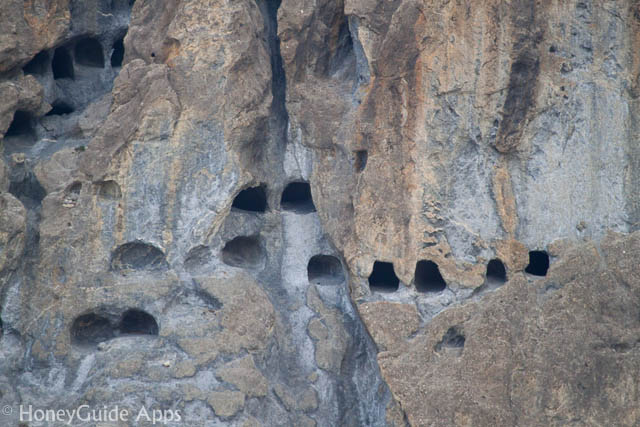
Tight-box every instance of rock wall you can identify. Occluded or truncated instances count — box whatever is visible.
[0,0,639,426]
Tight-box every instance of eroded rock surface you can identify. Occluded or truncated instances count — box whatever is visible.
[1,0,639,426]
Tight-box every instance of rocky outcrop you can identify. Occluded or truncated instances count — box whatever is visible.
[1,0,639,425]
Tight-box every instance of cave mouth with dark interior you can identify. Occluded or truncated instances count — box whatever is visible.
[354,150,368,172]
[368,261,400,292]
[111,37,125,68]
[46,101,74,116]
[5,111,34,137]
[232,185,267,212]
[307,255,345,285]
[280,181,315,213]
[52,46,74,79]
[75,37,105,68]
[486,258,507,283]
[525,250,549,276]
[71,313,115,346]
[221,235,265,268]
[119,309,159,336]
[111,241,168,272]
[23,51,50,75]
[414,260,447,292]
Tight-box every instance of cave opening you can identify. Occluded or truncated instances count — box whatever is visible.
[119,309,159,336]
[368,261,399,292]
[5,111,34,137]
[307,255,345,285]
[23,51,50,75]
[111,38,125,68]
[354,150,368,173]
[52,47,74,79]
[525,250,549,276]
[71,313,115,345]
[486,258,507,283]
[435,326,466,353]
[9,173,46,208]
[111,241,168,272]
[221,236,265,268]
[280,181,315,213]
[46,101,74,116]
[75,37,105,68]
[232,185,267,212]
[414,260,447,293]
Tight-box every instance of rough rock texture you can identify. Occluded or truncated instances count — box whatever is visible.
[1,0,639,426]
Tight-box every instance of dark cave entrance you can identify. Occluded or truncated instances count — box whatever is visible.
[281,182,315,213]
[525,250,549,276]
[414,260,447,293]
[119,309,159,335]
[221,235,265,268]
[5,111,34,137]
[75,37,105,68]
[23,51,49,75]
[486,258,507,283]
[307,255,345,285]
[52,47,74,79]
[368,261,399,292]
[354,150,368,173]
[111,38,125,68]
[232,185,267,212]
[46,101,74,116]
[71,313,114,345]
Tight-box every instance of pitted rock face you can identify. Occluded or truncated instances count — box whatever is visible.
[1,0,640,425]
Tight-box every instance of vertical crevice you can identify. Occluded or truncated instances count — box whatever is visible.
[262,0,289,142]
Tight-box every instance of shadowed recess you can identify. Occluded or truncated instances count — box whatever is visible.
[111,241,168,272]
[232,185,267,212]
[97,180,122,199]
[221,236,265,268]
[414,260,446,292]
[5,111,34,137]
[75,37,105,68]
[9,173,46,208]
[368,261,399,292]
[71,313,115,345]
[52,46,74,79]
[119,309,158,335]
[435,326,465,353]
[281,181,315,213]
[354,150,368,173]
[308,255,345,285]
[486,258,507,283]
[111,38,125,67]
[525,250,549,276]
[23,51,49,75]
[46,101,74,116]
[184,245,212,273]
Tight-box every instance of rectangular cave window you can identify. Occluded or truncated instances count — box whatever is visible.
[75,37,105,68]
[354,150,368,172]
[52,46,74,79]
[368,261,399,292]
[111,37,125,68]
[486,259,507,284]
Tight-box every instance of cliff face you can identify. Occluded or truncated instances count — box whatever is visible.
[0,0,639,426]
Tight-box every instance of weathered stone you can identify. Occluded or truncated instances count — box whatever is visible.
[217,355,268,398]
[207,391,246,418]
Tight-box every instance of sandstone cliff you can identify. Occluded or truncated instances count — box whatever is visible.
[1,0,639,426]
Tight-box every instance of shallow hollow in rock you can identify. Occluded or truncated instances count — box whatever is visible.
[71,313,115,346]
[414,260,446,293]
[119,309,158,336]
[486,258,507,283]
[368,261,400,292]
[525,250,549,276]
[307,255,345,285]
[75,37,105,68]
[46,101,75,116]
[221,236,265,268]
[232,185,267,212]
[280,181,315,213]
[111,241,168,272]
